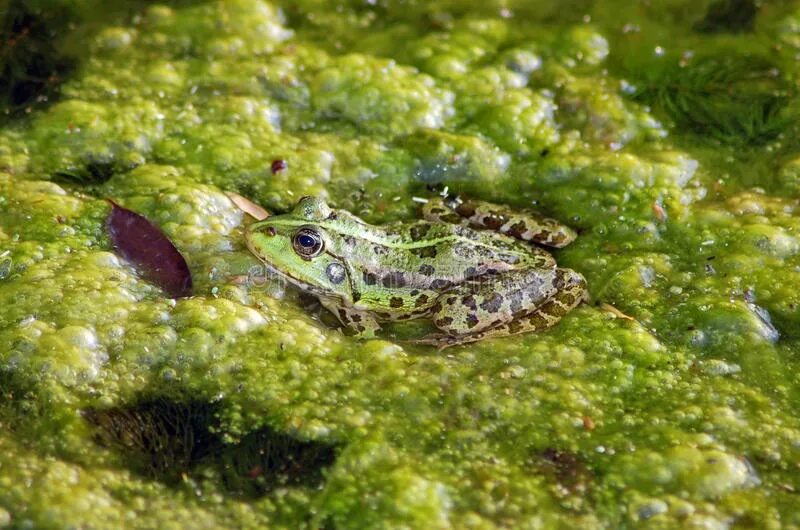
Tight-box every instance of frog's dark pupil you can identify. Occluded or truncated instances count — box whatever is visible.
[293,227,324,258]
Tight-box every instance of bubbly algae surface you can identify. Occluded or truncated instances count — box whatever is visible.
[1,0,800,528]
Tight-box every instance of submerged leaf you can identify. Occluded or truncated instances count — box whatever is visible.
[53,158,117,186]
[631,54,794,146]
[106,201,192,298]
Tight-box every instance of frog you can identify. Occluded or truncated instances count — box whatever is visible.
[244,195,587,348]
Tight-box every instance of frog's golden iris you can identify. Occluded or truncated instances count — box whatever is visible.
[245,196,587,348]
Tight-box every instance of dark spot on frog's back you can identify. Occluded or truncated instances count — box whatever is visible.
[363,272,378,285]
[390,297,404,308]
[418,264,436,276]
[479,293,504,313]
[461,295,477,310]
[344,235,357,247]
[430,279,453,290]
[414,294,429,307]
[453,244,474,259]
[435,316,454,327]
[508,221,528,239]
[529,313,549,328]
[483,214,505,230]
[455,202,476,218]
[440,213,461,224]
[411,246,438,258]
[453,225,479,240]
[508,290,524,313]
[552,233,569,247]
[466,314,480,328]
[382,272,406,288]
[409,223,431,241]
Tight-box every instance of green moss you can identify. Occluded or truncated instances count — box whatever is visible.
[1,0,800,528]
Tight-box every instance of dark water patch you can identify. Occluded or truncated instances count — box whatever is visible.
[210,425,338,498]
[53,159,118,186]
[694,0,757,34]
[83,399,339,496]
[83,400,218,481]
[0,0,76,118]
[532,448,594,498]
[631,54,795,147]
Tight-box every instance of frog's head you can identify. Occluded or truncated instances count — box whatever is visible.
[245,196,353,300]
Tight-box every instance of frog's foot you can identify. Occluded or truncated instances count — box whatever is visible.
[320,299,382,338]
[414,269,587,350]
[422,196,577,248]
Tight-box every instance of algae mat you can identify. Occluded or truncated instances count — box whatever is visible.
[1,0,800,528]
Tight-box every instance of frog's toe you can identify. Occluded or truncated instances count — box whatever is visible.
[407,333,472,350]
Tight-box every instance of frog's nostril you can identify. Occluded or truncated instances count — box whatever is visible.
[266,226,277,236]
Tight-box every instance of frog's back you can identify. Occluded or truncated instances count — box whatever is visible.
[328,218,554,293]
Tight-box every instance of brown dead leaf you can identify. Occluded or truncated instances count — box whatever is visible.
[227,192,270,220]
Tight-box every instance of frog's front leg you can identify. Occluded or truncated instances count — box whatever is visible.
[422,196,577,248]
[319,298,382,338]
[417,268,586,349]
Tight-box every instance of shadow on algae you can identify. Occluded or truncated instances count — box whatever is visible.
[83,398,339,498]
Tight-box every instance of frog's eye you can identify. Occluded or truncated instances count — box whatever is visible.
[292,227,324,258]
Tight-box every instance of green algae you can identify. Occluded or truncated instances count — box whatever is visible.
[2,1,800,528]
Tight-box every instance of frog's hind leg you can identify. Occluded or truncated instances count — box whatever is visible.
[320,299,382,338]
[422,196,577,248]
[415,268,587,349]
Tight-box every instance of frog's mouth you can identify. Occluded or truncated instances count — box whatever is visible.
[245,231,336,298]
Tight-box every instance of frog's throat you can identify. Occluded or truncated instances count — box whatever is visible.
[263,261,335,298]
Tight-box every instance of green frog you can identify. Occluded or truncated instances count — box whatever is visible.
[244,195,587,348]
